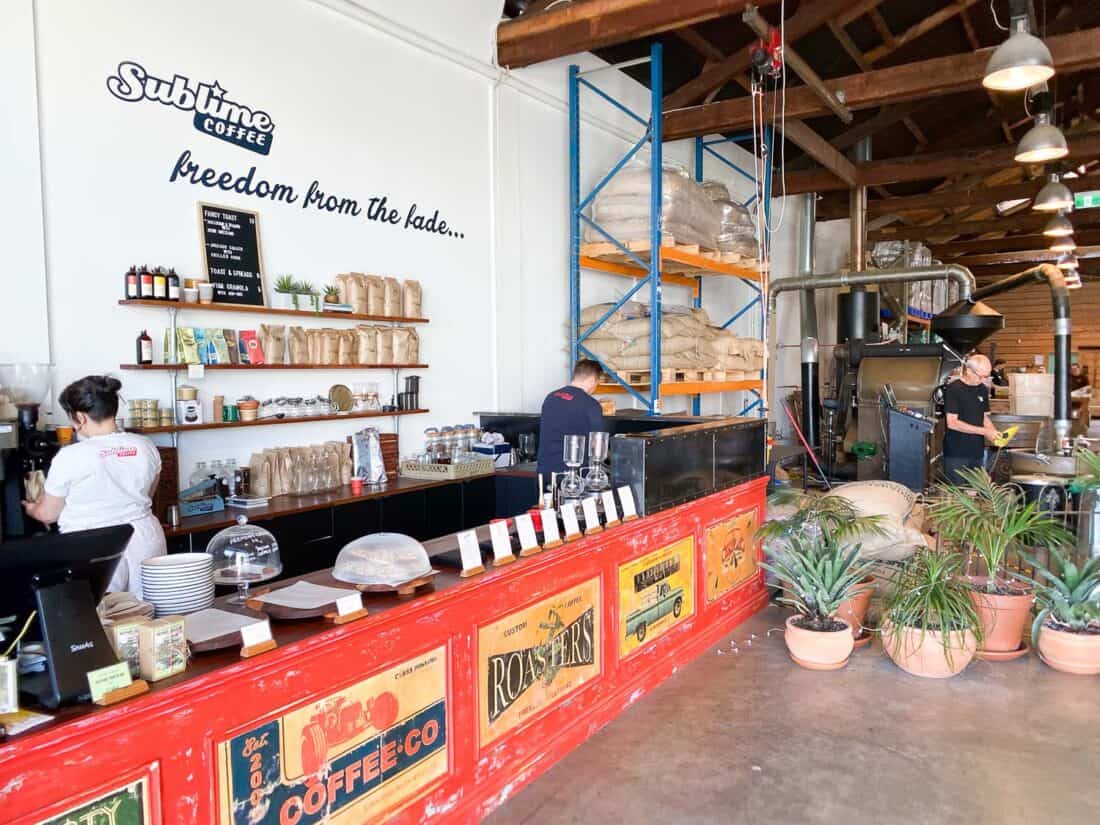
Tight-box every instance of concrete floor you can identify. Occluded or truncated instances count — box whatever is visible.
[484,604,1100,825]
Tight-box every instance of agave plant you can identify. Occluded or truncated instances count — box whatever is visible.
[1016,547,1100,640]
[274,274,298,293]
[882,547,983,663]
[930,466,1073,594]
[756,489,888,548]
[759,534,878,632]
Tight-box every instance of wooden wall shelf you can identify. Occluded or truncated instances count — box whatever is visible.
[118,299,429,325]
[126,409,429,435]
[120,363,428,371]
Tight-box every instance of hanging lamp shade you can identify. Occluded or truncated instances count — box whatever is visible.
[1043,212,1074,237]
[1050,235,1077,253]
[1033,173,1074,212]
[1056,253,1079,270]
[1063,269,1082,289]
[1016,112,1069,164]
[982,18,1055,91]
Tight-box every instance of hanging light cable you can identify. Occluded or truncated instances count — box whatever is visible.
[1033,171,1074,212]
[983,0,1055,91]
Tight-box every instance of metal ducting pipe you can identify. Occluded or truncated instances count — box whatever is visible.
[766,264,976,422]
[849,138,871,273]
[797,193,819,447]
[972,263,1072,445]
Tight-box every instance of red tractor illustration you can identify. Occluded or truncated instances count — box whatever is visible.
[300,690,400,775]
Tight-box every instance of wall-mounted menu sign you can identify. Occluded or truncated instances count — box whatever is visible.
[198,202,266,305]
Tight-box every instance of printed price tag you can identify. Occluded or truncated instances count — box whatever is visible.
[86,662,132,703]
[560,502,582,538]
[240,619,273,648]
[187,363,205,380]
[540,509,561,545]
[601,490,620,523]
[581,497,602,533]
[515,513,540,551]
[335,592,364,617]
[457,529,484,571]
[489,520,514,563]
[618,485,638,519]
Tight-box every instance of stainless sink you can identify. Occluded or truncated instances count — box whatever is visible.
[1007,449,1078,477]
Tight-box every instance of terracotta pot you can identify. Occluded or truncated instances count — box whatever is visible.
[833,577,875,638]
[1037,624,1100,675]
[783,615,854,671]
[882,622,977,678]
[965,577,1033,654]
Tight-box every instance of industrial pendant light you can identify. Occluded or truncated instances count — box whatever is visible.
[1050,235,1077,253]
[1063,269,1082,289]
[1016,111,1069,164]
[1033,172,1074,212]
[1056,252,1079,270]
[982,0,1055,91]
[1043,211,1074,237]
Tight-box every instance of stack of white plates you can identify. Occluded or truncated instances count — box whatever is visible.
[141,553,215,616]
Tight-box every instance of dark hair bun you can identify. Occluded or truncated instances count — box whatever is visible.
[59,375,123,423]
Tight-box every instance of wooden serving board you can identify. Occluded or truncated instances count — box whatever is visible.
[188,606,269,653]
[354,570,440,597]
[244,583,363,621]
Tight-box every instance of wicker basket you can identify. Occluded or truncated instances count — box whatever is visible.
[399,458,494,480]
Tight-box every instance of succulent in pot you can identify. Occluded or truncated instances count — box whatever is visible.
[1015,547,1100,675]
[930,467,1072,655]
[881,548,982,678]
[758,532,878,671]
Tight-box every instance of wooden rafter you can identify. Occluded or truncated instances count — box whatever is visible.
[662,27,1100,140]
[838,0,887,28]
[496,0,784,68]
[951,245,1100,267]
[864,0,983,64]
[778,120,859,185]
[931,229,1100,257]
[864,172,1100,216]
[870,208,1100,241]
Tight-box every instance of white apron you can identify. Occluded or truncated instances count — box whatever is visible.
[107,513,168,600]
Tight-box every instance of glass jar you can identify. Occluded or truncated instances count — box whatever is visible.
[260,399,276,419]
[225,458,239,496]
[189,460,210,489]
[210,459,230,499]
[317,395,332,416]
[302,397,317,419]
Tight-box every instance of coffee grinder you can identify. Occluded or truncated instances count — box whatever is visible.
[0,364,57,541]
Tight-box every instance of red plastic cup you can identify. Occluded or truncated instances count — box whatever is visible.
[350,478,364,495]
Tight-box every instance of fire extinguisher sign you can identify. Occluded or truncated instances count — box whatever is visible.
[217,647,447,824]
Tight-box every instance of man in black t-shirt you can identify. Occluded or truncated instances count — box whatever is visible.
[942,354,1001,484]
[536,360,606,479]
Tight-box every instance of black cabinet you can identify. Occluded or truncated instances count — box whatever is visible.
[333,498,381,547]
[462,476,496,529]
[425,483,463,538]
[380,491,429,540]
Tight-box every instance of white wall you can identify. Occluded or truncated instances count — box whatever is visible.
[6,0,765,486]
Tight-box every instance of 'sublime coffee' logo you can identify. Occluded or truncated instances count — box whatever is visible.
[106,61,275,155]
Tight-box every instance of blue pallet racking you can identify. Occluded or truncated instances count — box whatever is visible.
[569,43,771,417]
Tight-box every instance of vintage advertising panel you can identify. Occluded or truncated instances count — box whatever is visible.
[34,776,153,825]
[704,508,761,602]
[217,646,447,825]
[478,577,601,748]
[618,537,695,658]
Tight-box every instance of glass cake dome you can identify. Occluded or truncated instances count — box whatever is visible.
[333,532,431,588]
[206,515,282,603]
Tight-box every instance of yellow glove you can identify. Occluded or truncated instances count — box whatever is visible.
[993,425,1019,448]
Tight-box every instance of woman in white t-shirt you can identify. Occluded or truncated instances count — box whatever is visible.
[23,376,166,598]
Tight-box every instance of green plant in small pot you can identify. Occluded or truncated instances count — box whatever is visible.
[881,548,982,678]
[1015,547,1100,674]
[930,467,1072,657]
[1069,448,1100,561]
[272,276,321,311]
[758,491,886,640]
[759,533,878,670]
[323,283,342,305]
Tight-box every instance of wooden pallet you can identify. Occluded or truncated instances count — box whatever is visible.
[580,238,760,279]
[617,368,748,386]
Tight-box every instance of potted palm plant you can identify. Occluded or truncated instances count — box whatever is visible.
[759,531,879,670]
[930,467,1072,658]
[1016,547,1100,674]
[881,548,982,678]
[758,491,886,640]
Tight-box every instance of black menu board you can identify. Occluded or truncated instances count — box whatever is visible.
[198,202,266,305]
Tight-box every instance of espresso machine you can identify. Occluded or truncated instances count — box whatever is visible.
[1,364,58,541]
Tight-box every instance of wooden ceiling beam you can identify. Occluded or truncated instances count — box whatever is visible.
[674,27,726,64]
[662,0,852,110]
[864,0,983,64]
[496,0,783,68]
[663,27,1100,139]
[778,120,859,185]
[838,0,887,28]
[866,172,1100,216]
[952,245,1100,267]
[932,229,1100,257]
[869,208,1100,242]
[780,133,1100,195]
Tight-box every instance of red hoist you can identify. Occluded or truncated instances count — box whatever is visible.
[750,25,784,80]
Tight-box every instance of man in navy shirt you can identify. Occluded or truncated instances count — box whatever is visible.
[537,360,606,479]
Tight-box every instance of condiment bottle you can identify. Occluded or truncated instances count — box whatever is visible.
[139,265,154,299]
[167,268,180,302]
[136,330,153,365]
[125,266,138,299]
[153,267,168,300]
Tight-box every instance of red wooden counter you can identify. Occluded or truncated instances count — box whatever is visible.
[0,477,767,825]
